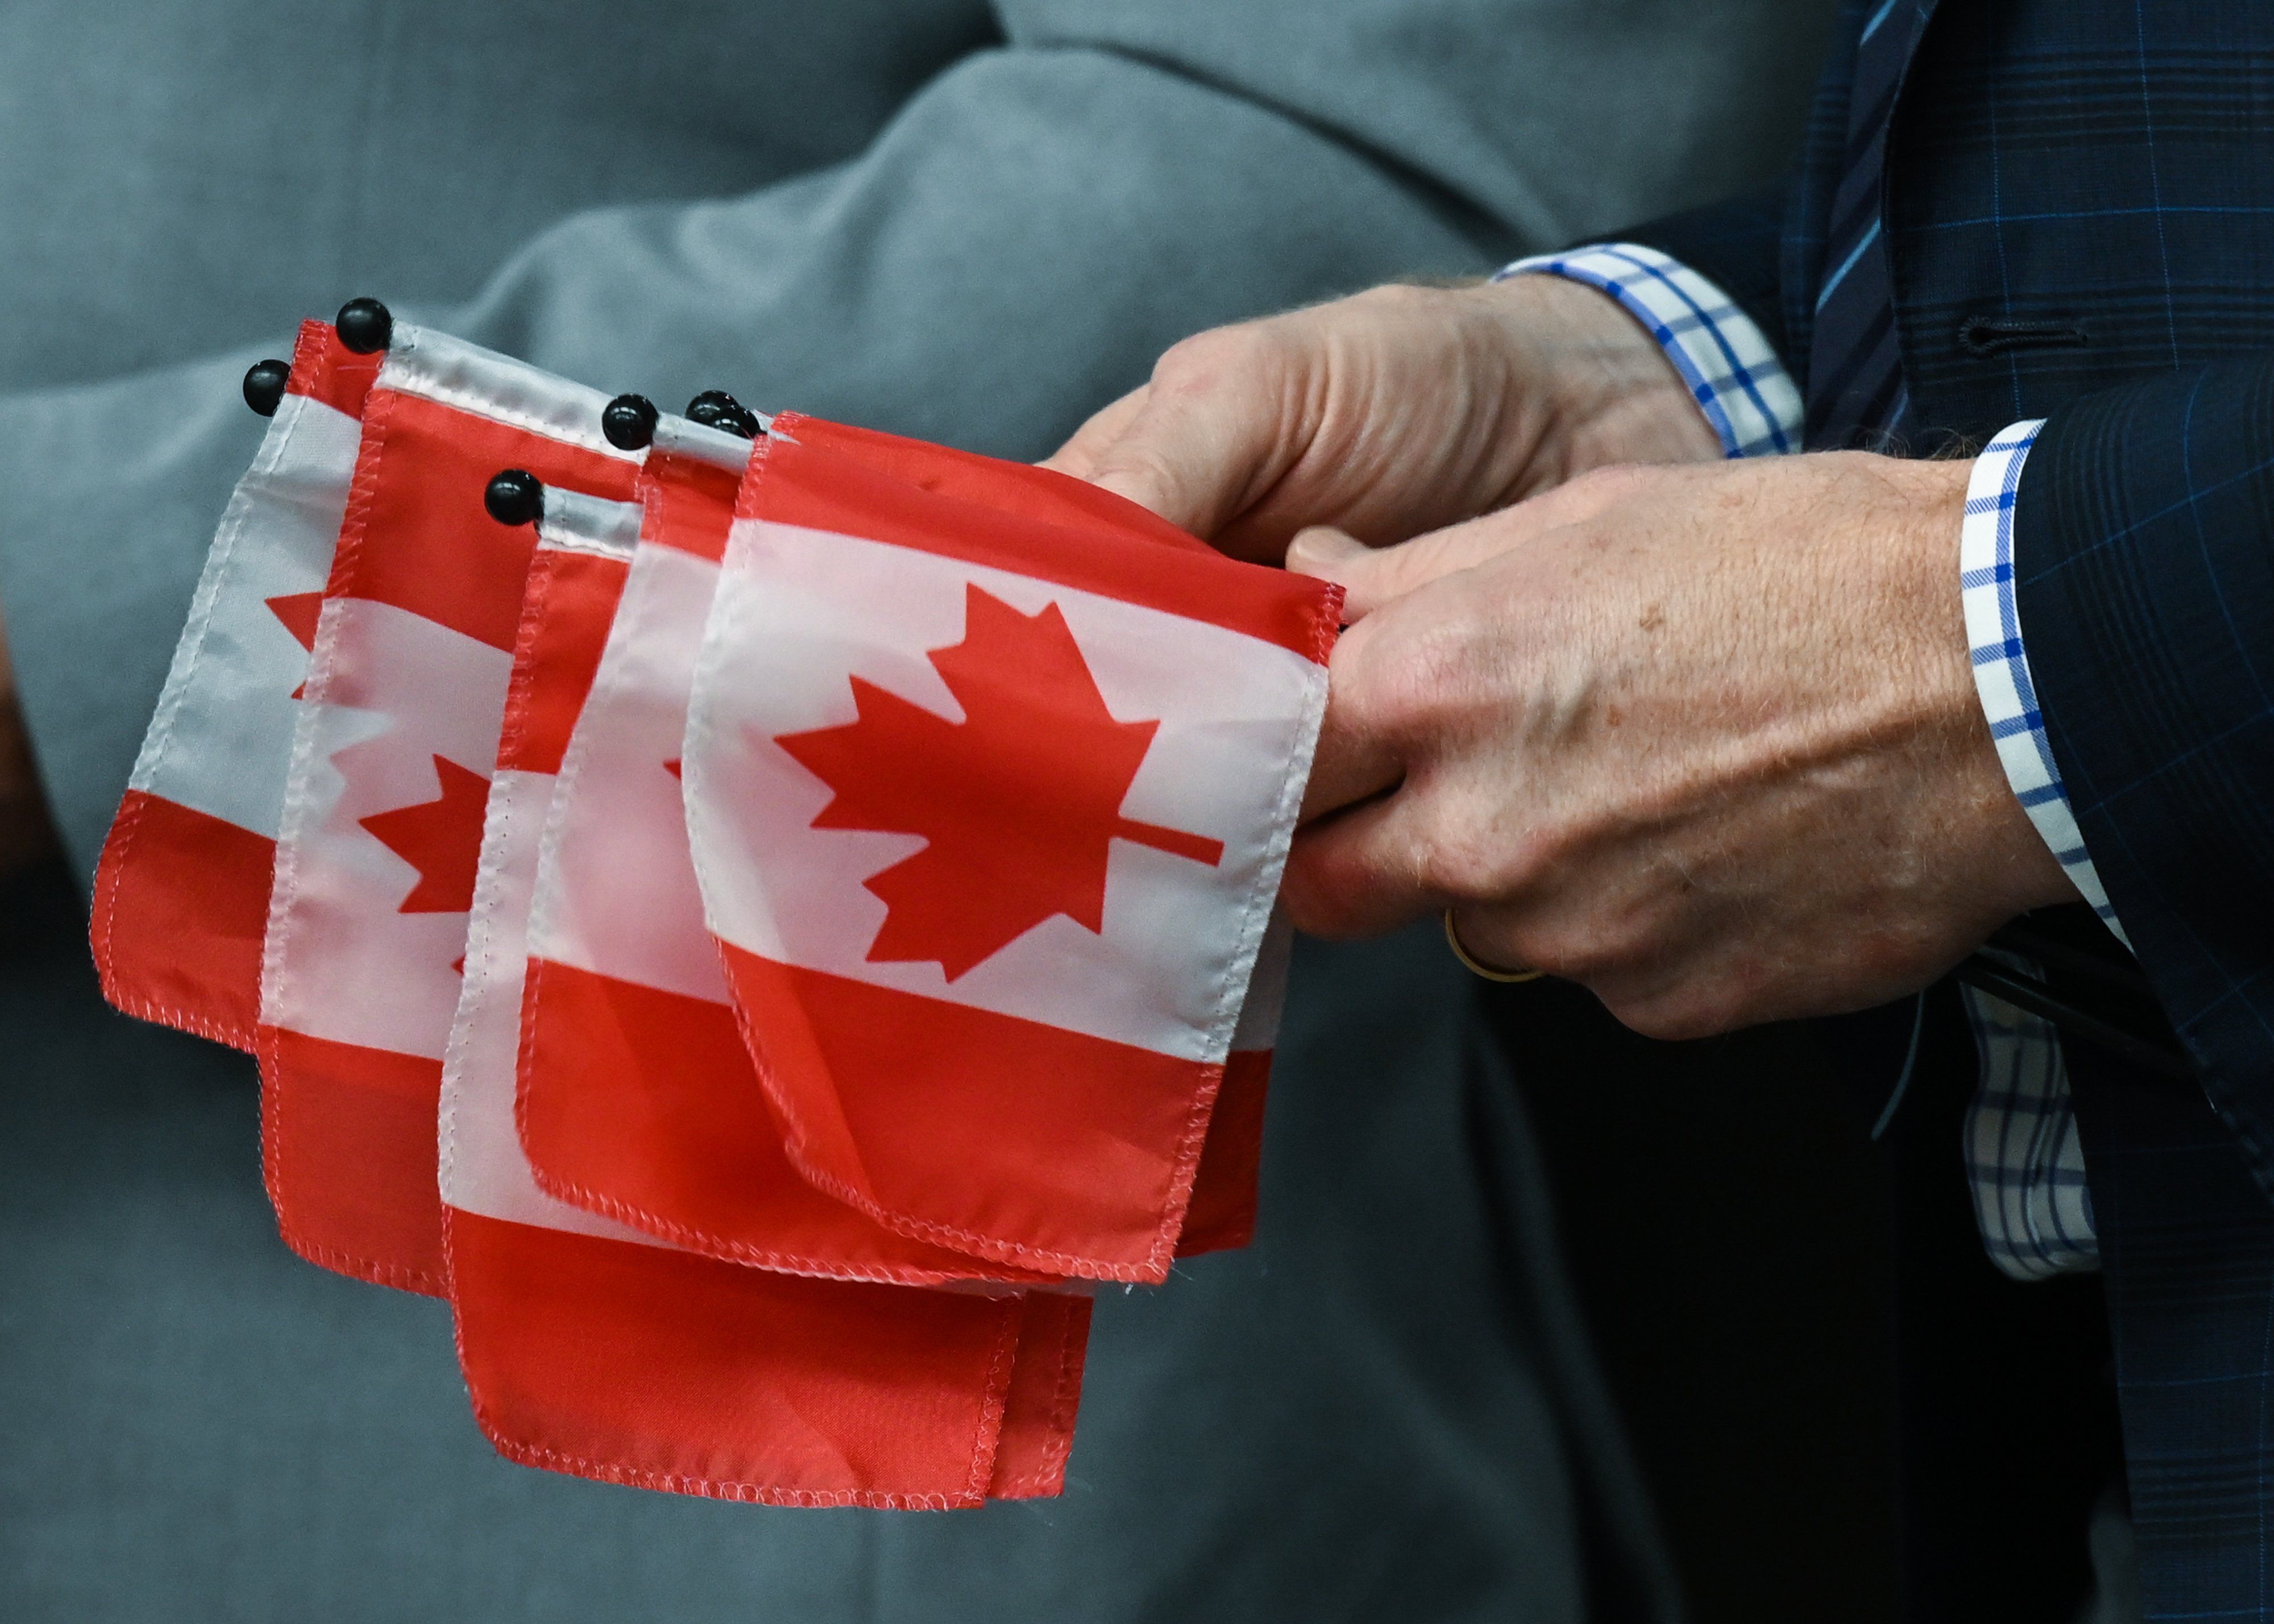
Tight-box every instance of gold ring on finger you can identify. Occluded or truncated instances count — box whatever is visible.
[1443,910,1546,983]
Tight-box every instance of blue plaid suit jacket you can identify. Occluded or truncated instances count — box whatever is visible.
[1629,2,2274,1619]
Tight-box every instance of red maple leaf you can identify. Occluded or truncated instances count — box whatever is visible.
[357,754,491,915]
[774,584,1224,981]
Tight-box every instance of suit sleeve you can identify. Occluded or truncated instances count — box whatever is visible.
[2012,353,2274,1184]
[0,1,1836,879]
[1617,182,1794,362]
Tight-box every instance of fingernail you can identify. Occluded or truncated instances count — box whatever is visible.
[1286,526,1369,576]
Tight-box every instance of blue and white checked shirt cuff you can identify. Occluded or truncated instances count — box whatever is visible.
[1960,423,2131,948]
[1498,243,1803,459]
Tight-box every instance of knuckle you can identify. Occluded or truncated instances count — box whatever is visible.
[1413,825,1496,904]
[1412,805,1546,906]
[1348,280,1440,315]
[1152,322,1276,394]
[1343,609,1472,736]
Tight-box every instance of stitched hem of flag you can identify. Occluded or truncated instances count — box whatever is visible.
[1957,421,2128,946]
[1500,243,1802,460]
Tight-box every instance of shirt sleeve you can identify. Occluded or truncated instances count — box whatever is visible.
[1498,242,1803,460]
[1958,423,2131,948]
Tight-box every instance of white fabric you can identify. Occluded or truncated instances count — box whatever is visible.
[123,391,359,836]
[380,326,640,467]
[259,596,509,1056]
[524,541,732,1004]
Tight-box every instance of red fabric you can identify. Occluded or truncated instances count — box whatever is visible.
[90,791,274,1050]
[513,448,1041,1284]
[638,451,742,563]
[775,426,1287,1263]
[1178,1048,1271,1256]
[749,414,1339,662]
[260,1025,447,1294]
[446,1208,1034,1507]
[988,1290,1093,1499]
[326,389,636,653]
[719,942,1219,1282]
[789,417,1211,556]
[520,953,1260,1276]
[690,418,1330,1281]
[516,957,1047,1284]
[496,547,629,776]
[287,319,385,419]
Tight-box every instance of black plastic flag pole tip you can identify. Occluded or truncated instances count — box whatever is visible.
[484,468,544,528]
[685,388,760,439]
[242,359,292,417]
[601,392,660,451]
[335,297,394,354]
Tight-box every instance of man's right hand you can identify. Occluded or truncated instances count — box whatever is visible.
[1041,273,1721,563]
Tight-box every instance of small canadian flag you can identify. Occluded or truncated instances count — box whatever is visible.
[92,320,381,1049]
[252,327,642,1291]
[442,451,1089,1506]
[683,416,1338,1282]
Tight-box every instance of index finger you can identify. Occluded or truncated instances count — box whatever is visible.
[1301,642,1406,822]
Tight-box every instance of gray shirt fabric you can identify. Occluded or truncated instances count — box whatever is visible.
[0,3,1831,1618]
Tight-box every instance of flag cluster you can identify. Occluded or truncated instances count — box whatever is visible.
[90,314,1341,1506]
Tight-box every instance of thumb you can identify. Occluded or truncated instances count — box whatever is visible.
[1052,326,1310,550]
[1078,388,1284,545]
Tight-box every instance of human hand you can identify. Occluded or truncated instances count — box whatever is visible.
[1041,276,1720,562]
[0,605,59,877]
[1281,454,2077,1039]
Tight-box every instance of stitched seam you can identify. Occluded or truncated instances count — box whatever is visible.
[991,1297,1087,1496]
[965,1301,1023,1504]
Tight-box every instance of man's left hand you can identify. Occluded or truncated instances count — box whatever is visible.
[1285,452,2078,1038]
